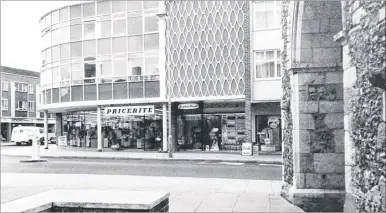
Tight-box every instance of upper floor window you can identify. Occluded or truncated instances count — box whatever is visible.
[16,101,28,111]
[15,83,28,92]
[253,1,281,30]
[1,99,8,110]
[28,85,34,94]
[254,50,281,79]
[1,81,9,91]
[28,101,35,112]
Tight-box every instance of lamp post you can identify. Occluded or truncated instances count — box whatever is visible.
[156,1,172,158]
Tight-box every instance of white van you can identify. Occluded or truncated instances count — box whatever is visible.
[11,126,45,146]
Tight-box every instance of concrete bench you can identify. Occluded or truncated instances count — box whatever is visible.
[1,190,170,212]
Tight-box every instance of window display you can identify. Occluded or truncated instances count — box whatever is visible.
[255,115,281,151]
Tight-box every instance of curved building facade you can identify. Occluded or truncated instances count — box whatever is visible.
[39,1,283,153]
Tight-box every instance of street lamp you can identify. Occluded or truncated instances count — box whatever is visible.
[156,2,172,158]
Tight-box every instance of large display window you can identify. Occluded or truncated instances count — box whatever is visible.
[255,115,281,151]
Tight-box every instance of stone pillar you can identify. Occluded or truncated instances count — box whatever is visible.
[55,113,63,139]
[289,69,345,212]
[97,106,102,152]
[44,110,49,149]
[162,103,167,152]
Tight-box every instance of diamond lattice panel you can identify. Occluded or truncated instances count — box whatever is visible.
[166,1,246,99]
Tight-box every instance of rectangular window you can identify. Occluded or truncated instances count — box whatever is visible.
[127,35,143,52]
[28,85,34,94]
[127,17,143,35]
[98,61,112,77]
[98,38,111,55]
[70,5,81,19]
[127,58,143,76]
[145,57,158,75]
[70,42,82,57]
[255,50,281,79]
[84,62,96,83]
[97,1,111,15]
[70,25,82,41]
[1,99,8,110]
[113,1,127,13]
[127,1,142,11]
[28,101,35,112]
[83,21,95,39]
[113,19,126,36]
[83,3,95,17]
[16,101,28,111]
[15,83,28,92]
[71,63,83,84]
[1,81,9,91]
[52,10,59,24]
[99,21,111,38]
[59,7,69,22]
[144,33,159,51]
[60,43,70,59]
[83,40,96,56]
[144,16,158,32]
[253,1,281,30]
[113,37,127,54]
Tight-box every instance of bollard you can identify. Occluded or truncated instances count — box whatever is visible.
[32,136,40,161]
[168,135,173,158]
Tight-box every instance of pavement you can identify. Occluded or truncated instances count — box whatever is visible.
[1,173,303,212]
[1,145,282,164]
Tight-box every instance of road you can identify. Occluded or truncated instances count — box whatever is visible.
[1,155,282,180]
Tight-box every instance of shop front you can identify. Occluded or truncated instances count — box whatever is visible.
[176,101,246,152]
[62,104,164,151]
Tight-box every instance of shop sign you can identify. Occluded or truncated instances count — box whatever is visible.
[178,103,199,110]
[104,106,155,116]
[242,143,252,156]
[268,116,280,129]
[58,136,67,146]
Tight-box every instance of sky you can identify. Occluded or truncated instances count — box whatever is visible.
[1,1,87,72]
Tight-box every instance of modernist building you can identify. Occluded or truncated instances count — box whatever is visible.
[0,66,56,141]
[38,1,282,152]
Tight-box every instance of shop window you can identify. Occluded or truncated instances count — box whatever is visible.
[144,16,158,32]
[70,25,82,41]
[98,38,111,55]
[51,10,59,25]
[256,115,281,151]
[127,17,142,35]
[127,1,142,11]
[113,37,127,54]
[16,101,28,111]
[83,3,95,17]
[99,21,111,38]
[113,19,126,36]
[1,99,8,110]
[60,43,70,59]
[97,1,111,15]
[52,45,60,62]
[254,50,281,79]
[84,21,95,39]
[128,35,143,52]
[253,1,281,30]
[59,7,69,22]
[28,85,34,94]
[112,1,126,13]
[83,40,96,56]
[70,42,82,57]
[70,5,81,19]
[28,101,35,112]
[144,33,159,51]
[127,58,143,76]
[1,81,9,91]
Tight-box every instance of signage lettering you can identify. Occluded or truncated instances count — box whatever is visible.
[178,103,199,110]
[104,106,155,116]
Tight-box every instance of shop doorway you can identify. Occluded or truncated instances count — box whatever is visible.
[255,115,282,151]
[205,115,222,151]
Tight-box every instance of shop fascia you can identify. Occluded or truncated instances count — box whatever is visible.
[104,105,155,116]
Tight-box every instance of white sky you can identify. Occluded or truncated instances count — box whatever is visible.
[1,1,87,72]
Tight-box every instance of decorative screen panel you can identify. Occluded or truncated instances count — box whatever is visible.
[165,1,247,99]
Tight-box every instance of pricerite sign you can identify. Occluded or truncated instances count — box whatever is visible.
[104,106,155,116]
